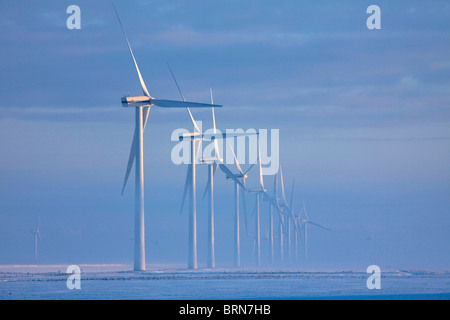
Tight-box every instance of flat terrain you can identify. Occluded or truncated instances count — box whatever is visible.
[0,264,449,300]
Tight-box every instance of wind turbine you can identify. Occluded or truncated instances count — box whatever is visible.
[219,142,254,267]
[277,166,301,263]
[200,89,222,269]
[300,201,330,258]
[167,64,205,270]
[199,90,256,269]
[269,167,287,262]
[248,136,266,265]
[261,168,285,263]
[114,7,222,271]
[179,101,220,270]
[174,81,249,269]
[33,218,41,260]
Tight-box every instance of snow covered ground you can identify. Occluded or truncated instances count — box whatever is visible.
[0,264,449,300]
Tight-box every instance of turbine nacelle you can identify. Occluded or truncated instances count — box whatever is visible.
[200,157,222,165]
[121,95,151,107]
[178,132,203,141]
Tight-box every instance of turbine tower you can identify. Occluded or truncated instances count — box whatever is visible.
[114,6,222,271]
[248,136,266,265]
[200,90,222,269]
[33,218,41,260]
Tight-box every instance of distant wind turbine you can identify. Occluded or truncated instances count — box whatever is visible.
[299,201,330,258]
[261,168,285,263]
[248,137,266,265]
[114,6,222,271]
[278,168,302,263]
[33,218,41,260]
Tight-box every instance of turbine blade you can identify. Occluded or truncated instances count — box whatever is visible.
[274,171,279,207]
[188,109,201,133]
[307,221,331,231]
[151,99,221,109]
[166,63,200,133]
[292,214,301,237]
[166,63,186,102]
[303,201,309,220]
[121,106,151,195]
[289,178,295,212]
[121,130,136,195]
[295,217,303,238]
[279,213,286,234]
[211,93,221,161]
[180,166,192,214]
[113,4,151,98]
[202,167,211,201]
[227,141,243,174]
[243,163,255,176]
[143,106,150,129]
[280,165,287,205]
[195,138,201,163]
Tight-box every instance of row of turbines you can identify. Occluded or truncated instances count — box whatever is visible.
[114,7,328,271]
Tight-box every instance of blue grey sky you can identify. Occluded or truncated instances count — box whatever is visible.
[0,1,449,269]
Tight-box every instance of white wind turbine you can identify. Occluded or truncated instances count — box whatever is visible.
[33,218,41,260]
[180,98,253,269]
[299,201,330,258]
[278,169,301,263]
[169,63,238,270]
[261,168,285,263]
[248,137,266,265]
[200,89,222,269]
[168,64,206,270]
[276,166,302,263]
[200,91,256,269]
[114,7,222,271]
[273,167,288,262]
[171,70,246,269]
[219,142,255,267]
[179,120,251,269]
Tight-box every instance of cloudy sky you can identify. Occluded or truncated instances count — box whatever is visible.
[0,0,449,270]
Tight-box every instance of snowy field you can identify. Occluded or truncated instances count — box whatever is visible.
[0,264,449,300]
